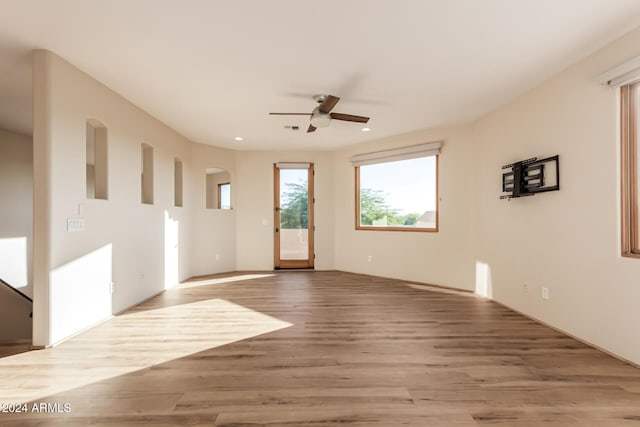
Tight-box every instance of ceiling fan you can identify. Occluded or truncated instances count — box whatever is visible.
[269,94,369,133]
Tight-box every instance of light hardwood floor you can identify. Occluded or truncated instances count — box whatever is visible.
[1,271,639,426]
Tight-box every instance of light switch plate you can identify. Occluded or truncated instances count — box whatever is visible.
[67,218,85,232]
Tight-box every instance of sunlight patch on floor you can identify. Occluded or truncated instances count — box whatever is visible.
[178,273,274,289]
[0,298,292,405]
[405,283,475,297]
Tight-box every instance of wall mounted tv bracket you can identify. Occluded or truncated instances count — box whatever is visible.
[500,155,559,200]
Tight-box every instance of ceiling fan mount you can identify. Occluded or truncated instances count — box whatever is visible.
[270,94,369,133]
[313,94,329,104]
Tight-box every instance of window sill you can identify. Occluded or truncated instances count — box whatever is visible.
[355,226,439,233]
[622,251,640,259]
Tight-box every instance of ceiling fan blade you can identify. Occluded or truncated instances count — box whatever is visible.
[318,95,340,114]
[269,112,312,115]
[330,113,370,123]
[307,124,317,133]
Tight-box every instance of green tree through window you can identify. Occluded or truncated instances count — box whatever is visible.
[359,188,420,226]
[280,182,308,229]
[359,188,393,225]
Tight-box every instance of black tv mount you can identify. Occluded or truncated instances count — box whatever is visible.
[501,155,559,200]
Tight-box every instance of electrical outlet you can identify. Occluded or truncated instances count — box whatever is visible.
[215,254,221,261]
[367,255,373,263]
[542,287,549,300]
[523,282,529,293]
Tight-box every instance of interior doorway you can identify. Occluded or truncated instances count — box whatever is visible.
[274,163,314,269]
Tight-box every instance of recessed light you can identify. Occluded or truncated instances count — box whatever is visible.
[361,127,371,132]
[234,137,244,141]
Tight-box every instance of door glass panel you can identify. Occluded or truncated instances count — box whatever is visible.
[279,169,309,260]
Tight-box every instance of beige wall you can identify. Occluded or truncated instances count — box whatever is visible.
[32,50,201,346]
[190,143,236,276]
[235,151,335,271]
[0,128,32,296]
[333,126,476,290]
[472,26,640,364]
[0,128,33,340]
[30,51,248,345]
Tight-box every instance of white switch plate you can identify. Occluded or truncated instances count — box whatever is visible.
[67,218,85,232]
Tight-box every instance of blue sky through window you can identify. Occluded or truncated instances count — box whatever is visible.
[360,156,436,215]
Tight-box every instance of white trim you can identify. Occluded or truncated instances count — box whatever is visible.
[276,162,310,169]
[598,55,640,87]
[205,167,224,174]
[351,141,442,166]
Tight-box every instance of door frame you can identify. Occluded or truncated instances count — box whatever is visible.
[274,162,315,269]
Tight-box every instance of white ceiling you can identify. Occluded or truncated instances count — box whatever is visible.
[1,0,640,151]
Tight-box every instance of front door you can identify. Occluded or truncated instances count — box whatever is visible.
[274,163,314,269]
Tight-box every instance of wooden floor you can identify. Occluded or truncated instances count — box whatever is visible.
[1,271,640,426]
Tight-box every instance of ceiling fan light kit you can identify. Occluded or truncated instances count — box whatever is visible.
[309,113,331,128]
[270,94,370,133]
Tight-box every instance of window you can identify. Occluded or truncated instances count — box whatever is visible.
[621,82,640,257]
[141,143,154,204]
[86,120,108,200]
[174,158,183,207]
[353,142,440,232]
[205,168,231,209]
[218,183,231,209]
